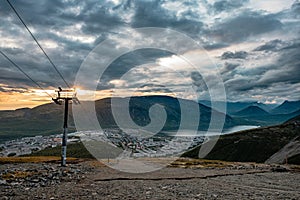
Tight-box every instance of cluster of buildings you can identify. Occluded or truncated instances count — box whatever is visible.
[0,134,78,157]
[77,129,207,158]
[0,129,207,158]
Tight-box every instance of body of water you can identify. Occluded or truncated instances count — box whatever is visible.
[223,125,259,134]
[162,125,259,137]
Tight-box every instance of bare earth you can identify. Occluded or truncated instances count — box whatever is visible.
[0,158,299,200]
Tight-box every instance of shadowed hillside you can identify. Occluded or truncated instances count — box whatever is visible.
[271,100,300,114]
[95,96,238,131]
[0,96,241,143]
[0,103,71,143]
[233,106,269,117]
[183,115,300,164]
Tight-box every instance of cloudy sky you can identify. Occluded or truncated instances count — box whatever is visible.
[0,0,299,110]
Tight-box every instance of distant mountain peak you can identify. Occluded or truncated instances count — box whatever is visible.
[234,105,269,116]
[272,100,300,114]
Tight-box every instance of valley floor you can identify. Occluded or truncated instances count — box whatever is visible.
[0,158,299,199]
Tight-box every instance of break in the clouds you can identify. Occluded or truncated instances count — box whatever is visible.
[0,0,299,108]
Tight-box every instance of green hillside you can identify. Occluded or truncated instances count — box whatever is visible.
[28,142,94,159]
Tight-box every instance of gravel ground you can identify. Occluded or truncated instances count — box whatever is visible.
[0,160,299,200]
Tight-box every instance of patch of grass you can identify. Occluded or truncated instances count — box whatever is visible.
[2,171,36,180]
[0,156,62,164]
[28,142,95,159]
[0,156,85,165]
[169,158,235,168]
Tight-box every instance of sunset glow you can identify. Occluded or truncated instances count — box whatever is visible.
[0,0,299,110]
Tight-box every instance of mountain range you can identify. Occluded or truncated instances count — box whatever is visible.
[200,100,300,126]
[94,96,238,131]
[199,100,300,115]
[0,96,299,144]
[0,96,237,143]
[233,106,270,117]
[198,100,278,113]
[271,100,300,114]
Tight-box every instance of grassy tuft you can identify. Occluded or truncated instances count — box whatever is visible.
[0,156,80,164]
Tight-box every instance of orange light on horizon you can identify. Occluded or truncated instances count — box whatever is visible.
[0,91,51,110]
[0,85,180,110]
[0,87,56,110]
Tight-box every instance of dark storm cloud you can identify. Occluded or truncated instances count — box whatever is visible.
[220,62,240,74]
[0,85,28,93]
[0,68,59,89]
[0,0,299,103]
[0,74,38,90]
[78,2,125,34]
[0,47,65,89]
[2,0,124,42]
[254,39,300,52]
[224,77,254,92]
[291,0,300,18]
[190,71,208,91]
[225,38,300,94]
[139,87,173,93]
[258,43,300,85]
[4,0,70,27]
[103,49,173,80]
[140,83,165,88]
[203,42,229,50]
[223,66,267,92]
[0,0,110,89]
[131,0,204,37]
[254,39,284,52]
[212,0,249,13]
[1,47,24,55]
[280,40,300,51]
[221,51,248,59]
[220,62,241,82]
[210,11,282,43]
[239,65,270,77]
[97,49,174,90]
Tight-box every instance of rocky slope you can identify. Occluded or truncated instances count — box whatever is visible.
[0,158,299,199]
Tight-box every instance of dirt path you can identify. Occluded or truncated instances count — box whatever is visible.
[1,159,299,199]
